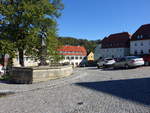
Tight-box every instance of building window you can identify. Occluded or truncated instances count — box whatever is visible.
[75,57,78,60]
[137,35,143,39]
[26,57,29,61]
[71,56,74,60]
[120,43,123,46]
[137,35,140,39]
[149,49,150,53]
[31,57,34,61]
[141,42,143,46]
[135,43,137,46]
[80,56,82,59]
[140,35,143,39]
[141,50,143,54]
[134,50,137,55]
[75,62,78,66]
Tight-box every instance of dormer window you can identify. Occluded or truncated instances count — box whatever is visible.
[137,35,140,39]
[137,35,143,39]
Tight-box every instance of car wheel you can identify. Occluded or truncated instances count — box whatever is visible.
[97,66,100,69]
[125,64,129,69]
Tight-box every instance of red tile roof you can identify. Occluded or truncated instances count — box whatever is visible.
[102,32,131,48]
[131,24,150,41]
[58,45,87,56]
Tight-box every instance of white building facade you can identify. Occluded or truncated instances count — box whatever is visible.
[13,56,39,67]
[99,32,131,59]
[130,40,150,55]
[60,55,85,66]
[100,48,129,58]
[130,24,150,56]
[58,46,87,67]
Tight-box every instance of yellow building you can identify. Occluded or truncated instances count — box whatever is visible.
[87,52,94,61]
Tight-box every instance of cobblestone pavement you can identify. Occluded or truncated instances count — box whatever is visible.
[0,67,150,113]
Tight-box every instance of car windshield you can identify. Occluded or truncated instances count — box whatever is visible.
[126,56,141,60]
[105,58,113,61]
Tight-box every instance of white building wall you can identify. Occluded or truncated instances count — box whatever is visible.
[60,55,85,67]
[13,55,85,67]
[100,48,129,58]
[13,56,39,67]
[130,40,150,55]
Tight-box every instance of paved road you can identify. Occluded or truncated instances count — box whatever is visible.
[0,67,150,113]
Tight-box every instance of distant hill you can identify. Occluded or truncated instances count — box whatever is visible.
[58,37,101,54]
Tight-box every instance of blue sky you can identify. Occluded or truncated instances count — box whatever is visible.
[57,0,150,40]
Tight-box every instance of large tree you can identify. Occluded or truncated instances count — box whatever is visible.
[0,0,64,66]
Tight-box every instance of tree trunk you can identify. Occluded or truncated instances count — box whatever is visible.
[18,49,24,67]
[2,55,4,66]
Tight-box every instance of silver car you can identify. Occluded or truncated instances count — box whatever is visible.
[97,58,116,68]
[114,56,144,69]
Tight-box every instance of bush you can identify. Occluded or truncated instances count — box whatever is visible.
[0,74,11,81]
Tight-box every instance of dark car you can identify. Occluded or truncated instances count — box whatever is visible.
[141,54,150,66]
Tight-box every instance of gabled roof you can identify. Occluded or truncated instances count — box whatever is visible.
[58,45,87,56]
[103,32,131,41]
[131,24,150,41]
[102,32,131,48]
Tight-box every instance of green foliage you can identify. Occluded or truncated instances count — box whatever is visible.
[58,37,101,54]
[0,74,11,81]
[0,0,64,66]
[47,33,64,63]
[0,40,15,57]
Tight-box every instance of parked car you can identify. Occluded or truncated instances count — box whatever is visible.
[141,54,150,66]
[114,56,144,69]
[79,62,86,67]
[97,58,116,68]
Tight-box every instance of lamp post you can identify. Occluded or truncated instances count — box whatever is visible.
[39,32,48,66]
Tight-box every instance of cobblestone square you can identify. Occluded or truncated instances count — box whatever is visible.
[0,67,150,113]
